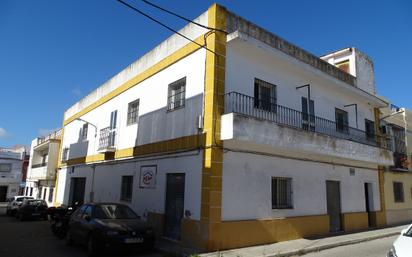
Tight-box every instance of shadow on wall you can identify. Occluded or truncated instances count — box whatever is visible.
[135,93,203,146]
[68,129,89,160]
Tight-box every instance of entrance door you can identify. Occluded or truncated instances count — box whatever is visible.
[0,186,8,202]
[326,180,342,232]
[364,183,375,227]
[69,177,86,206]
[164,173,185,240]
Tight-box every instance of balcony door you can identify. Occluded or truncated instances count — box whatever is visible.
[302,97,315,131]
[335,108,349,134]
[254,78,276,112]
[109,110,117,147]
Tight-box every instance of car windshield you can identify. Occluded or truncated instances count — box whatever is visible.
[405,226,412,237]
[94,205,138,219]
[16,197,32,202]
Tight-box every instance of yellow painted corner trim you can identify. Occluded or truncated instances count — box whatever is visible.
[63,35,206,126]
[59,134,204,167]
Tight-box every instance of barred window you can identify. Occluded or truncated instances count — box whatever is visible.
[272,177,293,209]
[121,176,133,202]
[393,182,404,203]
[254,78,277,112]
[127,99,140,125]
[167,77,186,111]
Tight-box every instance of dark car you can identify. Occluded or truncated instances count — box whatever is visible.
[66,203,155,256]
[16,199,48,221]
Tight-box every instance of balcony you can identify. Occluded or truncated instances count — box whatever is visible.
[31,162,47,169]
[98,127,116,152]
[221,92,394,166]
[36,129,62,146]
[28,165,49,181]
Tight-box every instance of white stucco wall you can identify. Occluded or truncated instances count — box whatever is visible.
[0,150,24,198]
[225,37,379,132]
[62,48,206,160]
[222,151,381,221]
[57,151,203,220]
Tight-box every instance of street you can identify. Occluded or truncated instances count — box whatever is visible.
[300,235,396,257]
[0,206,164,257]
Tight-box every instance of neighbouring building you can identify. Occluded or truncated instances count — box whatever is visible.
[0,147,26,201]
[25,129,62,205]
[55,4,394,251]
[378,102,412,225]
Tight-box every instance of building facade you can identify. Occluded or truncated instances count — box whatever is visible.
[55,4,394,251]
[25,129,62,205]
[379,104,412,225]
[0,147,26,201]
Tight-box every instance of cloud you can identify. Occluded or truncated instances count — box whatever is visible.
[71,88,83,97]
[38,128,60,137]
[0,127,8,138]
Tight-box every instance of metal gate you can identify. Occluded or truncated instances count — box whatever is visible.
[164,173,185,240]
[326,180,342,232]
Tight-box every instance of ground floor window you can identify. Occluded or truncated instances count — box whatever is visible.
[29,187,33,196]
[271,177,293,209]
[48,188,54,202]
[120,176,133,202]
[393,182,404,202]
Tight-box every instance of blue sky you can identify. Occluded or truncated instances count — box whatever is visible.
[0,0,411,147]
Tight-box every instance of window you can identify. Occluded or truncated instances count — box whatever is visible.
[81,123,88,140]
[127,99,140,125]
[393,182,404,202]
[254,78,277,112]
[335,108,349,133]
[48,188,54,202]
[302,97,315,131]
[0,163,12,172]
[43,188,47,200]
[29,187,33,196]
[62,147,69,162]
[120,176,133,202]
[365,119,375,140]
[167,77,186,110]
[271,177,293,209]
[82,205,92,219]
[335,60,350,73]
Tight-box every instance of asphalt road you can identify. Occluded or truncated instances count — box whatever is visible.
[0,206,164,257]
[301,235,397,257]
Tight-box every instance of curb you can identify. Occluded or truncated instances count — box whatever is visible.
[265,231,400,257]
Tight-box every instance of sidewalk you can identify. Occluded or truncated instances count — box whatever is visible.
[200,225,406,257]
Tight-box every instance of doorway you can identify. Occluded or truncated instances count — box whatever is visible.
[0,186,8,202]
[69,177,86,206]
[164,173,185,240]
[364,183,375,227]
[326,180,342,232]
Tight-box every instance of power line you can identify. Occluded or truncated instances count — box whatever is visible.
[139,0,227,34]
[116,0,225,58]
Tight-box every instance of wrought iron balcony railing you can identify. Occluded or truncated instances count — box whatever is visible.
[36,129,62,146]
[98,127,116,151]
[224,92,393,150]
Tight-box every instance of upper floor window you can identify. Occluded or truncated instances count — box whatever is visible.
[167,77,186,111]
[335,108,349,133]
[393,182,404,202]
[254,78,277,112]
[127,99,140,126]
[335,60,350,73]
[365,119,375,140]
[80,123,88,141]
[272,177,293,209]
[0,163,12,172]
[61,147,69,162]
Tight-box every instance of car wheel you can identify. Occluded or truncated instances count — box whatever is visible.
[87,235,98,257]
[65,230,74,246]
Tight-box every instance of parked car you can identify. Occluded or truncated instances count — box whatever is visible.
[16,199,48,221]
[66,203,155,256]
[6,196,34,216]
[49,203,80,239]
[387,224,412,257]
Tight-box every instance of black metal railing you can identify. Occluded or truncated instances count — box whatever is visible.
[224,92,393,150]
[31,163,47,169]
[98,127,116,150]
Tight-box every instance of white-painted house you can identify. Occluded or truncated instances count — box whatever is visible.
[55,4,394,251]
[25,129,62,205]
[0,147,25,201]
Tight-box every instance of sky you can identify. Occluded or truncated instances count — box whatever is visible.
[0,0,411,147]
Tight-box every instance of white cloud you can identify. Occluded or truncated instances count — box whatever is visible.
[38,128,60,137]
[0,127,8,138]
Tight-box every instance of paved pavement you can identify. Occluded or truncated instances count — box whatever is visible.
[301,235,397,257]
[0,206,164,257]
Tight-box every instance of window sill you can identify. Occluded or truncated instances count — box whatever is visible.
[167,105,185,113]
